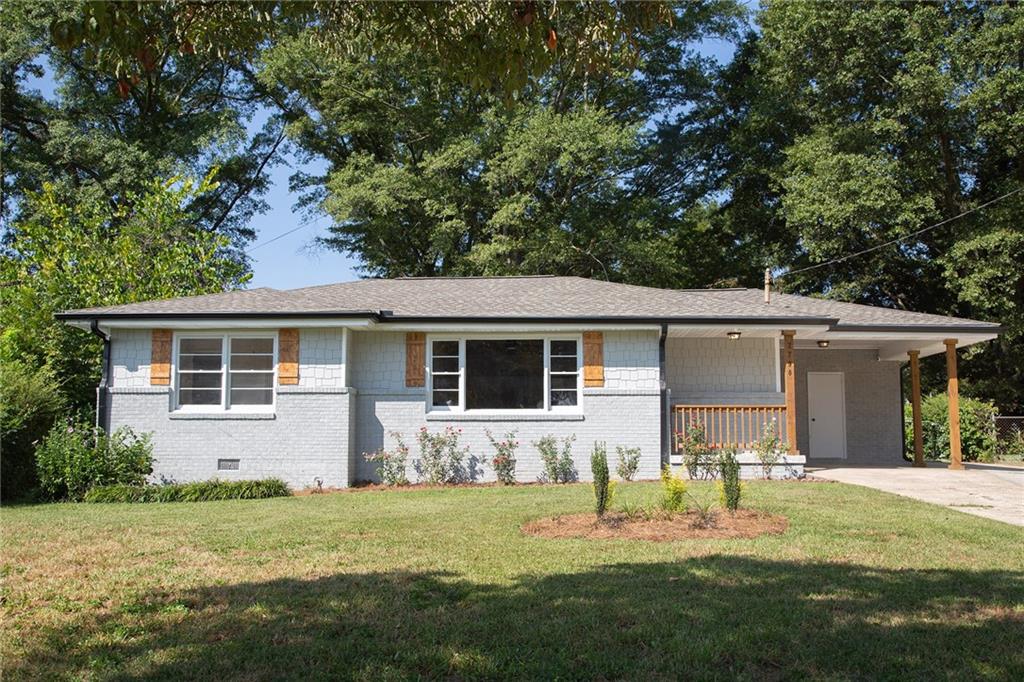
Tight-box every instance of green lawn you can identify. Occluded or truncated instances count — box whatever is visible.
[3,481,1023,680]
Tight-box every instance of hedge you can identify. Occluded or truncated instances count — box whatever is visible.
[904,393,997,462]
[84,478,291,503]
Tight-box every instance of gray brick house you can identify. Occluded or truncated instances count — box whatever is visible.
[58,276,999,488]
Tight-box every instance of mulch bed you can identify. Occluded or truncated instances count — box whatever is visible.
[521,509,788,541]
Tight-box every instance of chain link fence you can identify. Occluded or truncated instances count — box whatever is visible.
[994,416,1024,461]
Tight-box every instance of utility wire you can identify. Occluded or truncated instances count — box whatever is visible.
[775,186,1023,279]
[246,222,316,254]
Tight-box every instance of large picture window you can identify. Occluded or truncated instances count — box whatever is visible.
[175,334,276,410]
[428,337,580,412]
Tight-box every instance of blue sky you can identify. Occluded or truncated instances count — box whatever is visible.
[26,32,743,292]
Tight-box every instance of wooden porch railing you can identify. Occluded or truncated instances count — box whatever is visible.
[672,404,787,452]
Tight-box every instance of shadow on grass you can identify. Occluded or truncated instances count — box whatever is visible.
[15,556,1024,680]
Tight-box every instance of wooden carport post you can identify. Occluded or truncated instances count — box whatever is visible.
[907,350,925,467]
[782,330,797,453]
[945,339,964,470]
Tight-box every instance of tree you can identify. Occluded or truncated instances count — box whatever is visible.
[49,1,672,94]
[0,174,250,410]
[258,2,744,285]
[1,0,287,256]
[725,1,1024,411]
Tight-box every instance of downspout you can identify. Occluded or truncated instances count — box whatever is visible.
[659,323,670,467]
[89,320,111,433]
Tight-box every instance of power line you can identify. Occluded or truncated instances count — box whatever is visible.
[246,222,317,254]
[776,186,1023,279]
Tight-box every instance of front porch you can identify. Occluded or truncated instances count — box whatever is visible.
[663,324,992,477]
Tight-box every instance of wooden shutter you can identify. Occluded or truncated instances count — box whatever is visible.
[150,329,172,386]
[278,328,299,385]
[583,331,604,387]
[405,332,426,387]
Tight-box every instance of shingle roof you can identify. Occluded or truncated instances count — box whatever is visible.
[57,276,999,331]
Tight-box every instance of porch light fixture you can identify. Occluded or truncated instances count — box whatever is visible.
[727,331,741,340]
[817,340,830,348]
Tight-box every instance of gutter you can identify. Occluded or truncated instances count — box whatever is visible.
[89,320,111,433]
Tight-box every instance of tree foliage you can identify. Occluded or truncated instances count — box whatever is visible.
[694,1,1023,411]
[1,0,286,254]
[0,174,250,409]
[259,2,745,285]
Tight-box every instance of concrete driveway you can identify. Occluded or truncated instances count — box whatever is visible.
[809,462,1024,527]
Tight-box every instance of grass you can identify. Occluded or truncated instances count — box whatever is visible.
[2,481,1023,680]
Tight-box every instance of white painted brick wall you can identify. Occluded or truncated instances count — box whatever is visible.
[109,388,353,489]
[794,349,903,464]
[349,329,663,483]
[666,337,777,398]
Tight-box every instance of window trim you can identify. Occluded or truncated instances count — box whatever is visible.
[171,331,278,413]
[426,333,582,415]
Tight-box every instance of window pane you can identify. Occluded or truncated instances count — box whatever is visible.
[432,374,459,390]
[178,354,222,371]
[550,340,577,356]
[551,390,578,407]
[550,356,578,373]
[466,340,543,410]
[432,390,459,408]
[551,374,577,390]
[231,338,273,354]
[179,372,223,389]
[432,356,459,373]
[433,340,458,356]
[179,389,222,405]
[230,354,274,371]
[229,389,273,405]
[230,372,274,389]
[180,338,222,354]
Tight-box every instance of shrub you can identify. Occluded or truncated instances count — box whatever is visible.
[753,420,784,479]
[591,442,611,517]
[415,426,469,484]
[364,432,410,486]
[615,446,641,481]
[904,394,997,462]
[534,434,576,483]
[659,464,688,513]
[679,421,716,479]
[35,420,153,501]
[486,430,518,485]
[717,447,741,511]
[84,478,291,503]
[0,361,66,501]
[998,427,1024,461]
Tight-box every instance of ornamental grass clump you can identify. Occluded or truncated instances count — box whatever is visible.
[615,446,641,481]
[486,430,518,485]
[591,442,611,517]
[534,434,576,483]
[717,447,742,511]
[364,431,410,486]
[84,478,291,503]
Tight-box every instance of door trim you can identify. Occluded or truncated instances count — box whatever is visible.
[807,371,847,460]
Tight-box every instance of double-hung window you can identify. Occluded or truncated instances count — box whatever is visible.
[175,334,276,411]
[428,336,581,412]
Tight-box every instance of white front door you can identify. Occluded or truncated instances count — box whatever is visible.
[807,372,847,459]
